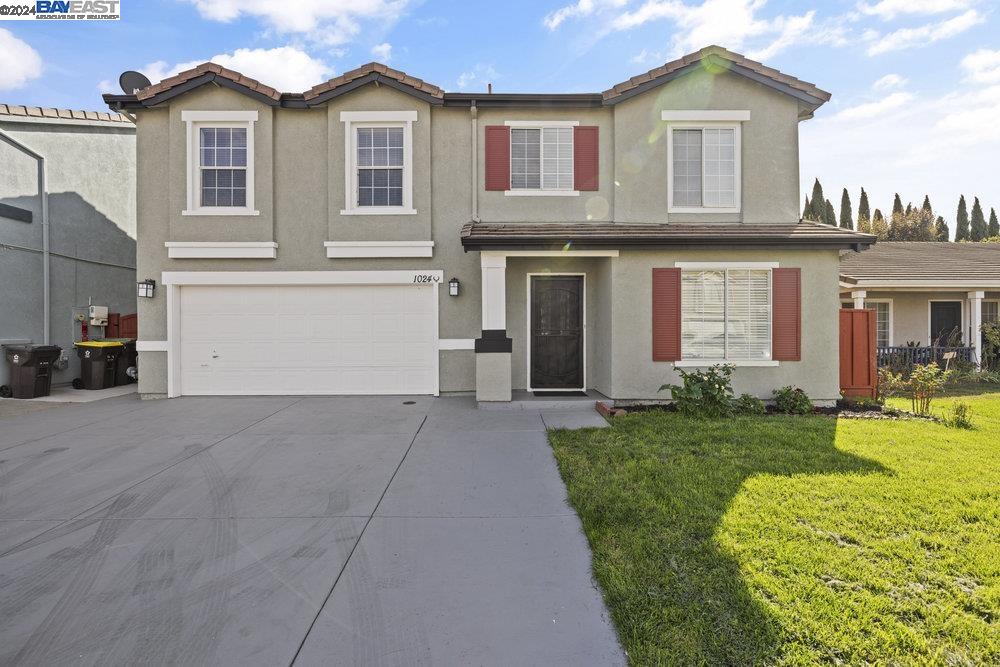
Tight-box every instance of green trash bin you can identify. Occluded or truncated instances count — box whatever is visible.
[1,344,62,399]
[74,340,123,390]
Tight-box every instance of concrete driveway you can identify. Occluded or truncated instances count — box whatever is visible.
[0,395,623,666]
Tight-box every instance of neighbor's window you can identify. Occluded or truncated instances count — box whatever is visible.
[681,269,770,361]
[670,126,738,210]
[510,127,573,190]
[984,301,999,325]
[199,127,248,208]
[841,300,891,347]
[357,126,404,207]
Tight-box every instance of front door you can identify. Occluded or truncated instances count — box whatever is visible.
[930,301,962,345]
[530,275,584,390]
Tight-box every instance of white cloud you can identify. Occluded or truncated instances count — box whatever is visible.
[181,0,409,45]
[961,48,1000,84]
[857,0,976,20]
[456,64,499,91]
[833,91,915,121]
[371,42,392,62]
[866,9,984,55]
[97,79,117,94]
[543,0,627,30]
[0,29,42,91]
[872,73,906,90]
[141,46,331,92]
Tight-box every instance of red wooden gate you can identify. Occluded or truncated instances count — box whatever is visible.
[840,309,877,399]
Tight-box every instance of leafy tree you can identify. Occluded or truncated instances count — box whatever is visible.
[802,195,810,220]
[905,203,913,216]
[922,195,932,213]
[892,193,904,217]
[935,216,950,241]
[889,206,936,241]
[990,208,1000,238]
[956,195,970,241]
[808,178,825,221]
[824,199,837,226]
[871,208,889,240]
[857,215,872,234]
[857,188,871,228]
[971,197,987,241]
[839,188,853,229]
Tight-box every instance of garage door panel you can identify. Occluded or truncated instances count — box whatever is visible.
[179,283,438,396]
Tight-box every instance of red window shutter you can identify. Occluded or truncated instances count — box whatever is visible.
[484,125,510,191]
[652,268,682,361]
[772,268,801,361]
[573,126,599,191]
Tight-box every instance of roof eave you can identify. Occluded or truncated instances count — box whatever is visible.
[304,72,444,107]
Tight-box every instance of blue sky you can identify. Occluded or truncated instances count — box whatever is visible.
[2,0,999,233]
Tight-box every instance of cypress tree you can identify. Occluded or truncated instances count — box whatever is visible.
[857,188,871,227]
[872,209,889,240]
[824,199,836,227]
[989,208,999,238]
[956,195,970,241]
[935,216,950,241]
[922,195,932,213]
[839,188,853,229]
[905,203,913,216]
[971,197,987,241]
[809,179,825,221]
[802,195,810,220]
[892,194,904,217]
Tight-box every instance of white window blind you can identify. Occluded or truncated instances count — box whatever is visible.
[357,127,404,206]
[681,269,771,361]
[510,127,573,190]
[199,127,247,207]
[671,127,736,209]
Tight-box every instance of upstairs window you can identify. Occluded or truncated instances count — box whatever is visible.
[357,127,403,207]
[681,268,770,361]
[667,123,741,213]
[182,110,258,216]
[510,126,574,191]
[340,110,416,215]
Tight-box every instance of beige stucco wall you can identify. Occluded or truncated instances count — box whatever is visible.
[614,249,842,402]
[613,68,801,224]
[841,290,1000,347]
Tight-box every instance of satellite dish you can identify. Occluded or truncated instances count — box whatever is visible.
[119,70,152,95]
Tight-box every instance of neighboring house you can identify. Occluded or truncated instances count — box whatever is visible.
[0,105,136,389]
[104,45,871,404]
[840,242,1000,365]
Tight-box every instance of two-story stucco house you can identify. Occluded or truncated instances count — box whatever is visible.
[104,45,873,404]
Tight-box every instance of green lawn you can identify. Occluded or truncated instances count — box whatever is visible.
[549,389,1000,665]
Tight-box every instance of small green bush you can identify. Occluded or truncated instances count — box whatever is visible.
[908,363,952,415]
[947,402,974,429]
[659,364,734,418]
[732,393,766,416]
[773,386,813,415]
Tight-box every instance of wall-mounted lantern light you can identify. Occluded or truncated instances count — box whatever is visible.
[448,277,460,297]
[137,279,156,298]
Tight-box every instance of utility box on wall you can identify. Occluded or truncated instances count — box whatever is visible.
[88,306,109,326]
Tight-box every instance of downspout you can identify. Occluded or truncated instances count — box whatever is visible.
[470,101,479,222]
[0,130,49,344]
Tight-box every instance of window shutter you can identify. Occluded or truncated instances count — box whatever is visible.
[652,268,682,361]
[484,125,510,191]
[573,126,599,191]
[772,268,801,361]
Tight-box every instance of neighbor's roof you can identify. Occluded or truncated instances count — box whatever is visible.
[105,46,830,115]
[0,103,131,124]
[602,45,831,109]
[840,242,1000,286]
[461,221,873,250]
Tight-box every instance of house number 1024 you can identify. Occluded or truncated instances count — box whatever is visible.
[413,275,440,284]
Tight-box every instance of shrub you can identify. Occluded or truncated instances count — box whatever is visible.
[732,393,766,416]
[877,368,905,403]
[908,363,952,415]
[773,386,813,415]
[947,402,974,429]
[659,364,734,418]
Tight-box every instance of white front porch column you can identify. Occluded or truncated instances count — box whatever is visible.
[969,290,984,368]
[851,290,867,309]
[476,253,512,402]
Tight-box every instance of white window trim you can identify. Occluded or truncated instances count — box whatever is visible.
[864,298,893,347]
[676,266,774,366]
[340,110,417,216]
[323,241,434,258]
[165,241,276,259]
[665,120,742,214]
[526,273,586,392]
[984,299,1000,324]
[182,110,259,216]
[505,121,579,197]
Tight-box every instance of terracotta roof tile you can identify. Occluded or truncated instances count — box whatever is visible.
[0,103,131,124]
[303,61,444,101]
[135,62,281,102]
[602,45,831,104]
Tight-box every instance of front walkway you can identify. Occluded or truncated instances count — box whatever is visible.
[0,394,623,665]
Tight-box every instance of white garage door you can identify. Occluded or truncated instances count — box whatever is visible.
[178,283,438,395]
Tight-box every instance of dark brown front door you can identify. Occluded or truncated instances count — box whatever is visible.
[530,275,584,390]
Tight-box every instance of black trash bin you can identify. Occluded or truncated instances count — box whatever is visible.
[108,339,137,386]
[75,341,123,390]
[1,345,62,399]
